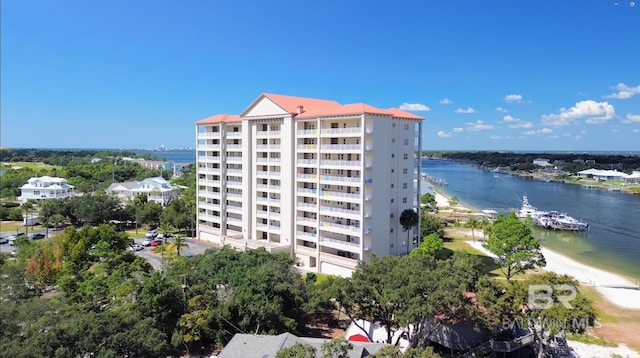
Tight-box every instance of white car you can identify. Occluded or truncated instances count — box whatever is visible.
[142,238,153,246]
[129,244,144,251]
[0,237,8,245]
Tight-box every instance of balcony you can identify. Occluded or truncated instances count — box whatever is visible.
[198,213,221,222]
[257,130,281,137]
[297,202,317,210]
[297,173,317,181]
[225,131,242,138]
[319,189,360,200]
[297,129,318,136]
[197,143,221,151]
[226,168,242,175]
[197,155,221,163]
[226,192,242,200]
[320,175,361,184]
[227,216,242,225]
[226,144,242,151]
[319,220,361,234]
[319,206,361,218]
[256,144,282,151]
[198,167,221,175]
[227,204,243,213]
[320,127,361,136]
[297,144,317,151]
[297,188,318,196]
[320,144,362,151]
[227,156,243,163]
[297,231,318,243]
[200,191,221,200]
[197,132,221,139]
[319,160,362,168]
[297,159,318,166]
[297,217,317,225]
[199,202,221,211]
[319,236,360,251]
[295,245,317,257]
[199,179,221,186]
[319,252,358,270]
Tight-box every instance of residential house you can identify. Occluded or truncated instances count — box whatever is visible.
[196,93,424,277]
[532,158,552,167]
[106,176,178,206]
[19,176,75,203]
[218,332,385,358]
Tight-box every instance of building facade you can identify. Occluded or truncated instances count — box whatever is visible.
[196,93,423,277]
[19,176,76,203]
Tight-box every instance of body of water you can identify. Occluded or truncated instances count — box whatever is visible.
[133,149,196,164]
[421,159,640,282]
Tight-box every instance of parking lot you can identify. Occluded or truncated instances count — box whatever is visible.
[1,230,220,271]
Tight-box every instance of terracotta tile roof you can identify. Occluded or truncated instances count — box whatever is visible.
[262,93,342,115]
[385,108,424,120]
[297,103,425,121]
[195,114,242,125]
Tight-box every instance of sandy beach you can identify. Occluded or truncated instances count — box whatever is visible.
[432,191,640,310]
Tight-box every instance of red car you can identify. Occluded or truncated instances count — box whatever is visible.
[151,239,163,247]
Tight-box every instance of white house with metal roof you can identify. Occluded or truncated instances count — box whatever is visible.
[19,176,76,203]
[106,176,179,206]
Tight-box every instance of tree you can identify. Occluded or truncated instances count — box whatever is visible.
[485,212,546,281]
[465,216,480,242]
[448,196,459,208]
[277,343,316,358]
[420,193,437,212]
[399,209,419,253]
[479,217,491,241]
[321,338,353,358]
[410,233,443,257]
[168,234,189,256]
[21,200,35,237]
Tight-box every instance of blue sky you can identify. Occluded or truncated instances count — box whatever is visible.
[2,0,639,151]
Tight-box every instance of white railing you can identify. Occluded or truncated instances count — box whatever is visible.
[297,202,317,209]
[199,179,221,186]
[197,144,221,151]
[256,171,269,177]
[227,156,242,162]
[199,202,221,211]
[226,144,242,150]
[256,158,269,164]
[320,190,360,199]
[227,204,242,212]
[197,132,221,139]
[320,207,361,217]
[226,192,242,199]
[226,168,242,175]
[227,216,242,224]
[198,213,221,222]
[319,236,360,248]
[297,173,317,181]
[320,160,362,167]
[297,231,318,242]
[297,144,317,150]
[297,129,318,136]
[297,188,318,195]
[197,155,220,162]
[320,144,362,151]
[225,131,242,137]
[198,167,221,175]
[321,127,361,135]
[257,130,282,137]
[319,221,361,233]
[297,159,318,165]
[320,175,361,183]
[297,217,317,224]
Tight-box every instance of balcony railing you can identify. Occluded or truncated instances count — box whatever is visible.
[319,236,360,248]
[199,179,221,186]
[297,231,318,242]
[199,202,221,211]
[320,206,361,217]
[225,131,242,137]
[320,190,360,200]
[226,168,242,175]
[227,216,242,224]
[297,217,317,224]
[226,192,242,199]
[297,188,318,195]
[297,144,317,150]
[320,175,361,183]
[227,156,242,162]
[297,202,317,209]
[198,167,221,175]
[319,160,362,167]
[297,159,318,165]
[297,129,318,136]
[321,127,361,135]
[227,204,242,212]
[197,132,221,139]
[197,144,221,151]
[320,144,362,151]
[320,220,361,233]
[297,173,317,181]
[226,144,242,150]
[257,130,281,137]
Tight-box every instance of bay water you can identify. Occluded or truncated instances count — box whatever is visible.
[421,159,640,282]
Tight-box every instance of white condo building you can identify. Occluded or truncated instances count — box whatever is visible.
[196,93,424,277]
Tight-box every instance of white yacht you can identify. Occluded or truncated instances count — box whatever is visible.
[517,195,589,231]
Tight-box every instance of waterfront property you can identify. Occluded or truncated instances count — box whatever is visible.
[106,176,179,206]
[195,93,424,277]
[18,176,76,203]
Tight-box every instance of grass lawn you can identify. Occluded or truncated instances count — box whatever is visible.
[1,161,62,170]
[0,221,45,234]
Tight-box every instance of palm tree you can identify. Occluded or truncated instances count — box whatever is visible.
[399,209,419,254]
[158,221,173,240]
[480,217,492,242]
[465,216,480,242]
[50,214,65,230]
[169,234,189,256]
[21,200,35,237]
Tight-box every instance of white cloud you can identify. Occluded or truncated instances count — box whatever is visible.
[455,107,476,114]
[504,94,523,102]
[466,120,494,131]
[509,121,533,129]
[604,83,640,99]
[523,128,553,136]
[439,98,453,105]
[399,103,431,111]
[496,107,508,113]
[502,115,516,122]
[437,130,452,138]
[490,135,503,140]
[452,127,464,133]
[624,113,640,123]
[634,129,640,133]
[541,100,615,126]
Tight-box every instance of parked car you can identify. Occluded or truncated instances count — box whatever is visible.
[0,237,8,245]
[8,232,26,246]
[129,244,144,252]
[142,238,153,246]
[144,231,158,239]
[29,233,46,240]
[150,239,163,247]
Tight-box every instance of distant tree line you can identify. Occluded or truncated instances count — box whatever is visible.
[422,151,640,173]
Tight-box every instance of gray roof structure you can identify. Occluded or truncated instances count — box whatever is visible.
[217,332,385,358]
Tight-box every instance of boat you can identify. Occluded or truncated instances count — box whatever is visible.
[516,195,589,231]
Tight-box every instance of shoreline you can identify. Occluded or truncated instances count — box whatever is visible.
[432,190,640,310]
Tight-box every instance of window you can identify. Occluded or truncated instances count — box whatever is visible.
[391,154,395,158]
[403,197,407,204]
[390,228,394,233]
[392,123,396,128]
[404,139,409,145]
[390,213,394,218]
[403,154,408,160]
[403,168,408,174]
[392,138,395,143]
[391,169,395,173]
[404,124,409,130]
[391,184,394,188]
[391,198,394,203]
[403,183,407,189]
